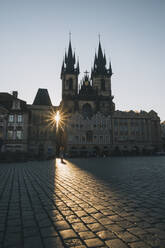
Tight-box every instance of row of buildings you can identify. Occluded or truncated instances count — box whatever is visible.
[0,90,56,158]
[0,40,163,158]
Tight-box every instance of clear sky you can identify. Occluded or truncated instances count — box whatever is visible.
[0,0,164,120]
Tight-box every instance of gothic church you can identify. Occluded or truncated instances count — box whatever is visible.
[60,40,115,156]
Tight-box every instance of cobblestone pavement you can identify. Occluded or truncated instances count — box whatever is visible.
[0,157,165,248]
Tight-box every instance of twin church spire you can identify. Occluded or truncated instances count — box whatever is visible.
[61,40,79,78]
[91,41,112,77]
[61,38,112,78]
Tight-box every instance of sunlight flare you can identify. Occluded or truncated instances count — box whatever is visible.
[46,108,69,131]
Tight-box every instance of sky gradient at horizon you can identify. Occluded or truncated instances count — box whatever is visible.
[0,0,164,120]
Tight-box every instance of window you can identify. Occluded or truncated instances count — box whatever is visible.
[86,131,93,143]
[100,135,103,144]
[68,78,73,90]
[101,79,105,91]
[16,130,22,140]
[82,103,92,119]
[7,130,14,139]
[17,115,23,123]
[9,115,14,122]
[82,136,86,143]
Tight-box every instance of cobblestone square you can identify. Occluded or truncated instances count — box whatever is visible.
[0,156,165,248]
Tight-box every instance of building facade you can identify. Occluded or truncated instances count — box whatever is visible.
[0,92,29,153]
[27,88,57,158]
[112,110,161,154]
[59,40,161,156]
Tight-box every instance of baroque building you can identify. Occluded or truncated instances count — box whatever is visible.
[59,40,161,156]
[0,92,28,153]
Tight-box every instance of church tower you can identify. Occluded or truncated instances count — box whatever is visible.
[91,41,112,97]
[91,41,115,113]
[61,40,79,100]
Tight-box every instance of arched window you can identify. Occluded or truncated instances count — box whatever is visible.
[69,78,73,90]
[101,79,105,91]
[82,103,92,119]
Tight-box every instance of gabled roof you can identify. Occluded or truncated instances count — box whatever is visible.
[33,88,52,106]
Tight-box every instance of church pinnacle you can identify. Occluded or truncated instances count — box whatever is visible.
[91,41,112,77]
[61,37,79,77]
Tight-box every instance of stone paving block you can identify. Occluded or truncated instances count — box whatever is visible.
[6,226,22,233]
[105,239,128,248]
[96,230,117,240]
[91,213,104,219]
[127,227,147,235]
[108,215,123,222]
[61,209,74,216]
[43,236,64,248]
[72,222,88,232]
[66,214,81,223]
[23,227,40,238]
[129,241,151,248]
[84,238,104,247]
[50,214,64,222]
[119,220,136,228]
[60,229,77,239]
[106,224,124,232]
[81,216,97,224]
[54,220,70,230]
[101,210,115,216]
[79,231,96,239]
[85,208,98,214]
[87,223,105,232]
[63,238,83,247]
[4,233,22,247]
[38,218,52,228]
[98,217,113,225]
[73,246,86,248]
[75,210,88,217]
[117,231,139,242]
[23,219,36,228]
[24,236,43,248]
[40,226,58,238]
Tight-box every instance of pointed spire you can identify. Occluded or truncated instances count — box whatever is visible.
[61,60,65,78]
[109,61,112,76]
[98,41,104,61]
[92,41,107,75]
[77,58,80,74]
[103,52,106,65]
[65,51,67,63]
[61,36,79,75]
[68,40,73,59]
[73,52,76,64]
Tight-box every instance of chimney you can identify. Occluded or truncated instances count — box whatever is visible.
[12,91,18,98]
